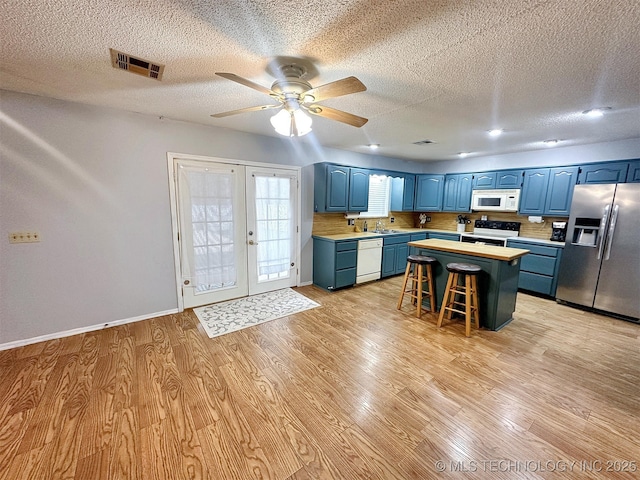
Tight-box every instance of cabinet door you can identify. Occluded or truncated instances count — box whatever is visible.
[442,175,459,211]
[414,174,444,211]
[496,170,523,188]
[381,245,397,277]
[390,174,416,211]
[473,172,497,189]
[402,174,416,210]
[578,161,629,184]
[348,168,370,211]
[519,169,549,215]
[395,244,409,274]
[325,165,350,211]
[455,173,473,212]
[626,160,640,183]
[544,166,578,216]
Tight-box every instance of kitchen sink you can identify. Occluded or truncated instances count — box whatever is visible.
[372,229,401,234]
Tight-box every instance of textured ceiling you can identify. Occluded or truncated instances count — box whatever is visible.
[1,0,639,161]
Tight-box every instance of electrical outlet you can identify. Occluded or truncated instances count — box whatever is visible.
[9,232,41,243]
[347,219,355,226]
[426,216,431,222]
[389,217,395,223]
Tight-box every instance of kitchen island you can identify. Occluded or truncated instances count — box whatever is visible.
[408,239,529,331]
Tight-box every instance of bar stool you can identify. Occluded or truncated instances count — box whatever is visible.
[397,255,437,318]
[437,262,481,337]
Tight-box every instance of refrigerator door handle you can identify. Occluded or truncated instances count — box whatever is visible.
[596,204,610,260]
[604,204,619,261]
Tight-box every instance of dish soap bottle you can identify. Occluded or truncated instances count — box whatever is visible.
[363,220,368,232]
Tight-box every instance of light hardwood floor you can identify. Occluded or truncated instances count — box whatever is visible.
[1,277,639,479]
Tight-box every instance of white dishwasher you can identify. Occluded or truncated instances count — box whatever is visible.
[356,238,383,284]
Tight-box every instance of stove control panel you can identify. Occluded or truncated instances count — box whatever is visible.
[473,220,521,232]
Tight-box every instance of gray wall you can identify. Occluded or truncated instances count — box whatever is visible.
[425,138,640,174]
[0,90,423,345]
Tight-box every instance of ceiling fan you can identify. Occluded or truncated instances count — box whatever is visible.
[210,62,368,137]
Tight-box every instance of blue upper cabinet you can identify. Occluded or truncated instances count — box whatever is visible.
[443,173,473,212]
[520,167,578,216]
[519,169,550,215]
[415,174,445,211]
[473,172,497,189]
[402,174,416,210]
[627,160,640,183]
[390,174,416,211]
[496,169,523,188]
[324,164,349,211]
[578,161,629,184]
[348,168,370,211]
[544,166,579,216]
[314,163,369,212]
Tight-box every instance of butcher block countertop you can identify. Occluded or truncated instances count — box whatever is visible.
[408,239,529,261]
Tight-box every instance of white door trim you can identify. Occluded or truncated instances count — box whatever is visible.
[167,152,301,312]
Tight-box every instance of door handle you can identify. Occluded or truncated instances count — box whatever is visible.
[604,204,619,261]
[597,204,610,260]
[248,240,258,245]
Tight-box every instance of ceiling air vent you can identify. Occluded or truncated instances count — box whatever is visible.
[109,48,165,80]
[413,139,435,145]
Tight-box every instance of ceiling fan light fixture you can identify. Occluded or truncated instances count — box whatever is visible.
[488,128,503,137]
[270,109,312,137]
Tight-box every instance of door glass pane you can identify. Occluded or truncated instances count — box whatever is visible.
[186,169,237,293]
[254,175,292,282]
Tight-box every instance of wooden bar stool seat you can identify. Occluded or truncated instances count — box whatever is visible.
[437,262,481,337]
[397,255,437,318]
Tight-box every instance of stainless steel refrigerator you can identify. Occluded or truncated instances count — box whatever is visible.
[556,183,640,320]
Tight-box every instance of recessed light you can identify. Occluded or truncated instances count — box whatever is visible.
[543,139,559,146]
[582,107,611,118]
[367,144,380,149]
[458,152,470,157]
[488,128,503,137]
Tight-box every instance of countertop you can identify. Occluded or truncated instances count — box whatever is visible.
[312,228,565,247]
[408,239,530,261]
[312,228,458,241]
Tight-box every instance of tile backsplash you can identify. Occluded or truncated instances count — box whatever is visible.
[313,211,565,240]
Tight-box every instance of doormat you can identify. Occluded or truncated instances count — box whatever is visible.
[193,288,320,339]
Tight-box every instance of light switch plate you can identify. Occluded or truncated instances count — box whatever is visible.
[9,232,40,243]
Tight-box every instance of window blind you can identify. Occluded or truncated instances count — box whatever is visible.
[360,175,390,218]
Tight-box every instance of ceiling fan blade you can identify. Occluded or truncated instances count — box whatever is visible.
[306,105,368,127]
[215,72,276,96]
[211,104,281,118]
[303,76,366,103]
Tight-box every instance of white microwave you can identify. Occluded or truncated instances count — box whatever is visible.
[471,189,520,212]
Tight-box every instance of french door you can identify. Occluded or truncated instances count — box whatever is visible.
[172,157,299,309]
[246,166,298,295]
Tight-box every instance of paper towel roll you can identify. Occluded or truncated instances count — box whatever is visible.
[528,216,544,223]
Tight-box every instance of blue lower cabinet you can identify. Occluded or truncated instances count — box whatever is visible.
[409,232,427,255]
[381,234,411,277]
[507,240,563,296]
[313,238,358,290]
[381,245,397,277]
[428,232,460,241]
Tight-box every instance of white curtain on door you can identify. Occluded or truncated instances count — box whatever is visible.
[254,175,293,282]
[178,166,238,293]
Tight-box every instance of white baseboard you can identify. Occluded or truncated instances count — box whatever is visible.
[298,281,313,286]
[0,308,180,352]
